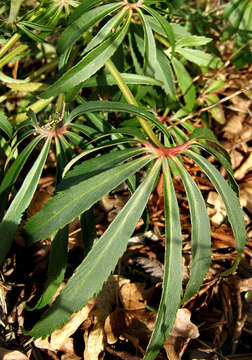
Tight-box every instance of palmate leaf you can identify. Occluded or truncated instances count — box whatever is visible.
[42,13,131,98]
[24,151,155,244]
[172,156,211,302]
[28,158,161,338]
[144,158,183,360]
[186,150,247,273]
[0,139,51,265]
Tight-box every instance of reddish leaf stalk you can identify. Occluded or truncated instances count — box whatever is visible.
[144,141,192,158]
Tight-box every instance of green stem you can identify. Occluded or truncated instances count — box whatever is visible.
[105,58,162,147]
[0,44,29,69]
[0,33,21,59]
[13,97,55,124]
[8,0,24,24]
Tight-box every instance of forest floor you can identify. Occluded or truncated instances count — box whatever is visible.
[1,44,252,360]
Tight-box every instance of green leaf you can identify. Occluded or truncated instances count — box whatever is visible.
[155,48,176,99]
[175,35,212,48]
[67,123,99,138]
[66,101,172,140]
[42,13,131,98]
[144,158,183,359]
[204,80,226,94]
[142,5,175,48]
[196,142,239,195]
[80,208,97,258]
[171,56,196,111]
[27,227,68,310]
[83,7,128,55]
[175,48,222,69]
[0,111,12,138]
[0,71,28,84]
[57,3,122,54]
[137,10,157,76]
[172,156,211,302]
[0,136,43,219]
[186,150,247,274]
[69,0,108,23]
[81,73,163,88]
[0,139,51,266]
[28,159,161,338]
[190,127,220,145]
[204,93,226,124]
[23,152,155,244]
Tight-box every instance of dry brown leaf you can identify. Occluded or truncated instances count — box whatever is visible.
[119,282,152,310]
[207,191,226,225]
[104,307,126,344]
[169,309,199,339]
[164,309,199,360]
[0,348,28,360]
[35,299,95,352]
[84,324,104,360]
[234,152,252,180]
[240,178,252,213]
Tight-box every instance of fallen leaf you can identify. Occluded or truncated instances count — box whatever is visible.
[164,309,199,360]
[35,299,95,352]
[0,348,28,360]
[234,152,252,180]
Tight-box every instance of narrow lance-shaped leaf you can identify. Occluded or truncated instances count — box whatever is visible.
[81,73,163,88]
[0,136,43,220]
[83,7,128,55]
[172,156,212,303]
[175,48,222,69]
[28,158,161,338]
[69,0,110,23]
[57,3,122,54]
[0,111,13,138]
[23,152,155,244]
[142,5,175,48]
[0,139,51,265]
[26,227,69,310]
[80,207,97,258]
[186,150,247,274]
[175,35,212,48]
[195,142,239,195]
[137,9,157,76]
[42,12,131,98]
[66,101,172,140]
[144,158,183,360]
[171,56,196,111]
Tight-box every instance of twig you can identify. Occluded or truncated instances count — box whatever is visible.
[168,82,252,130]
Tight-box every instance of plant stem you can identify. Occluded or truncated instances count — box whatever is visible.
[0,33,21,59]
[13,97,55,124]
[8,0,24,24]
[105,58,162,147]
[0,44,28,69]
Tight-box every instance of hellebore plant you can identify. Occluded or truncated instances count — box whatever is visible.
[0,1,248,359]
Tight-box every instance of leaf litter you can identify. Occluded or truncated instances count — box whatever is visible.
[1,39,252,360]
